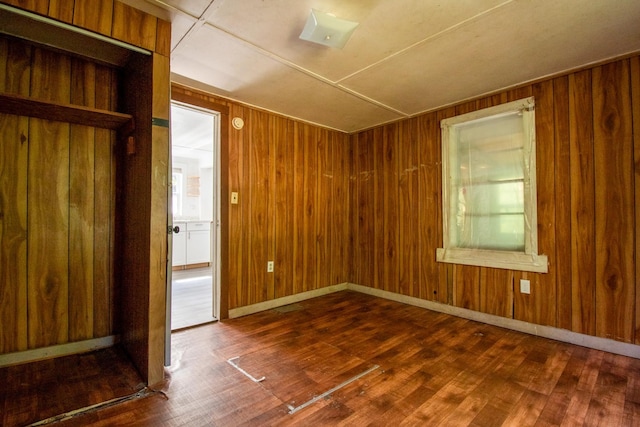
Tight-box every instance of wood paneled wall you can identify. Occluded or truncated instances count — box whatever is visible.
[171,86,351,311]
[0,0,171,385]
[350,55,640,345]
[0,37,118,354]
[226,107,351,308]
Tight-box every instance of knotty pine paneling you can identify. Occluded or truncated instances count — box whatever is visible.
[350,54,640,345]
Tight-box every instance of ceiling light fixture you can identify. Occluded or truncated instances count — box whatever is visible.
[299,9,359,49]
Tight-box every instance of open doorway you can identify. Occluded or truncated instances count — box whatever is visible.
[169,102,221,330]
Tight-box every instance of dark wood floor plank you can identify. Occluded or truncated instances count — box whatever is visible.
[3,291,639,427]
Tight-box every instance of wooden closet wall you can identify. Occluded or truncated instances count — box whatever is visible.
[0,0,171,385]
[0,37,118,353]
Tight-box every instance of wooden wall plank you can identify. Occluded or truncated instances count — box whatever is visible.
[355,130,374,288]
[0,38,30,353]
[373,128,384,291]
[93,65,114,337]
[592,60,634,343]
[273,115,294,298]
[292,122,304,295]
[248,110,270,304]
[398,119,418,297]
[632,57,640,345]
[384,123,400,294]
[317,128,333,289]
[303,124,318,291]
[72,0,114,36]
[48,0,74,23]
[332,133,349,285]
[68,58,96,341]
[112,1,156,51]
[553,75,572,331]
[2,0,48,14]
[27,47,71,348]
[569,70,596,336]
[417,112,441,302]
[227,104,244,308]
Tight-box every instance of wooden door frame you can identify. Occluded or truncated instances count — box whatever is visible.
[170,85,230,320]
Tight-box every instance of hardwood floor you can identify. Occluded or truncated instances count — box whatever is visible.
[4,291,640,426]
[0,346,144,427]
[171,267,216,330]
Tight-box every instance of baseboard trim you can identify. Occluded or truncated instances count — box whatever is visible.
[347,283,640,360]
[228,283,349,319]
[0,335,118,368]
[227,282,639,359]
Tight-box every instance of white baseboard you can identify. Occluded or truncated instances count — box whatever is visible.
[228,282,640,360]
[228,283,349,319]
[0,335,118,368]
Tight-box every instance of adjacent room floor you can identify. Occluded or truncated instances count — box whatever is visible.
[3,291,639,426]
[171,267,216,330]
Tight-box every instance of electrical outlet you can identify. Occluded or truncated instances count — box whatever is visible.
[231,192,239,205]
[520,279,531,294]
[267,261,274,273]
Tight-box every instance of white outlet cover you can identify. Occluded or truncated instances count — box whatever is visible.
[520,279,531,294]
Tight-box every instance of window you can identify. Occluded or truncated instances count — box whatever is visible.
[436,97,548,273]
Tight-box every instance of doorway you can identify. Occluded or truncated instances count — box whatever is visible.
[169,102,221,330]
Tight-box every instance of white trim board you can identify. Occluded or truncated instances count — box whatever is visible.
[0,336,118,368]
[229,283,640,360]
[228,283,348,318]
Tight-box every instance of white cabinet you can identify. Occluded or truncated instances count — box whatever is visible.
[186,221,211,265]
[172,221,211,267]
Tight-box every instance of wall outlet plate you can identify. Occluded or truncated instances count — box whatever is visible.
[520,279,531,294]
[267,261,274,272]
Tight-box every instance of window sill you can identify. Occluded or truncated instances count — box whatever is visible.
[436,247,548,273]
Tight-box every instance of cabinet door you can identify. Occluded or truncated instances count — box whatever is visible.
[187,230,211,264]
[172,225,187,266]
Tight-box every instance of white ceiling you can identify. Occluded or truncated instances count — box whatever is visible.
[126,0,640,133]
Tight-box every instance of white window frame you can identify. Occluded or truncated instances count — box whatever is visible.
[436,97,548,273]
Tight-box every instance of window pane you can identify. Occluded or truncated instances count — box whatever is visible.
[449,111,526,251]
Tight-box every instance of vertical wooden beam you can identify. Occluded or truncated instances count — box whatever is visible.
[593,60,634,343]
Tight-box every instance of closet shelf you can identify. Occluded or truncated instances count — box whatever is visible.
[0,92,134,131]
